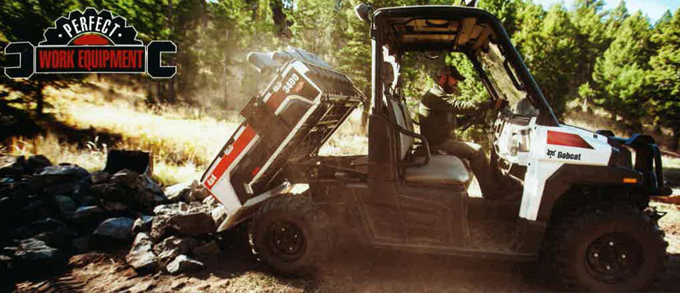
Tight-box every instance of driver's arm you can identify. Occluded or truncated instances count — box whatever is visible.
[422,93,490,115]
[448,99,489,115]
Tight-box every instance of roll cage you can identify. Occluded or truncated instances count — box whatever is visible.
[369,5,559,127]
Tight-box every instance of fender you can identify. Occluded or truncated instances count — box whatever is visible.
[535,164,642,223]
[215,182,308,232]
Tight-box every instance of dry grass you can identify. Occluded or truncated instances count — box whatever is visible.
[2,79,369,186]
[2,80,241,185]
[2,134,107,171]
[318,109,368,156]
[45,83,240,167]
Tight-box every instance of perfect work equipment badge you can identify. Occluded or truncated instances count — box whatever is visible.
[4,8,176,79]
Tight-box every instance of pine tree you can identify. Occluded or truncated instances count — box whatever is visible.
[592,11,653,132]
[648,9,680,150]
[0,0,81,118]
[513,3,579,117]
[571,0,607,111]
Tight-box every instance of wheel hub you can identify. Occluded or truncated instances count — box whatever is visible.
[585,232,643,284]
[267,221,306,260]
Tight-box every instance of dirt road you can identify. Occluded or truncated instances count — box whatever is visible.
[12,225,680,293]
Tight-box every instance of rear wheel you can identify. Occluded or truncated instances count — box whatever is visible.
[249,195,334,276]
[548,204,667,291]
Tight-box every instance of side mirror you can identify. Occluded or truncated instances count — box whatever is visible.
[354,3,374,25]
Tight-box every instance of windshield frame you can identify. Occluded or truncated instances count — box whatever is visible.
[372,5,559,126]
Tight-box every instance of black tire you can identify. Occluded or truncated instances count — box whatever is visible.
[547,203,667,292]
[249,195,334,276]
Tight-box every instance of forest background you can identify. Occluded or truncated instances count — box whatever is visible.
[1,0,680,184]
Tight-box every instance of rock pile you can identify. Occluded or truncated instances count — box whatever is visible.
[0,154,225,279]
[125,193,226,275]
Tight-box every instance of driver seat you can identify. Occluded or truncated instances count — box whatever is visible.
[405,155,470,185]
[390,99,471,186]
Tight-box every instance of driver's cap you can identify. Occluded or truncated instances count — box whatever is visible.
[438,65,466,81]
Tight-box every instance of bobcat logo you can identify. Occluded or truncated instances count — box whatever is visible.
[546,149,556,158]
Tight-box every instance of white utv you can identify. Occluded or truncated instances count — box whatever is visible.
[201,4,671,292]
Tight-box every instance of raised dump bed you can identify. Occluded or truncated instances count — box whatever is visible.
[201,48,365,218]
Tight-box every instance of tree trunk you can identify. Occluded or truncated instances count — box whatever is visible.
[36,81,45,117]
[269,0,288,37]
[223,30,230,109]
[168,79,176,103]
[157,82,164,103]
[672,126,680,151]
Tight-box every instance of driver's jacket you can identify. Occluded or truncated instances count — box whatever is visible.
[418,85,479,146]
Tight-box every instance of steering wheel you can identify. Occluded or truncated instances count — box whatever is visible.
[459,99,507,133]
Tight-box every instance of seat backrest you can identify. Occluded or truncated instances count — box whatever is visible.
[391,99,414,160]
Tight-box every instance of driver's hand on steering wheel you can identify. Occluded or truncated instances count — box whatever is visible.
[492,99,508,111]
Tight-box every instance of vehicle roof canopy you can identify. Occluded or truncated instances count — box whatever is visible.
[374,5,499,53]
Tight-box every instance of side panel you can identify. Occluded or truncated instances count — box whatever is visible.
[519,125,612,221]
[203,125,260,215]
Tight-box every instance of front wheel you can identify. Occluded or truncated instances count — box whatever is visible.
[249,195,334,276]
[548,204,667,292]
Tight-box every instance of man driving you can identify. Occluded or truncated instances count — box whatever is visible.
[418,65,502,200]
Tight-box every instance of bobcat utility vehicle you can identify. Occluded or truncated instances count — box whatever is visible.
[201,4,671,291]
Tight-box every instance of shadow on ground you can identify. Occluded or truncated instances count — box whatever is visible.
[9,226,680,293]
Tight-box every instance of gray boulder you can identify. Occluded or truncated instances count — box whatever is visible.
[153,202,189,216]
[33,226,75,250]
[9,226,38,240]
[28,164,89,195]
[164,182,191,202]
[150,202,217,240]
[53,195,76,216]
[103,201,130,214]
[150,215,170,241]
[93,217,135,241]
[90,169,166,209]
[39,164,89,177]
[21,200,53,222]
[33,164,89,183]
[89,183,127,202]
[13,238,65,272]
[189,180,210,202]
[169,212,215,237]
[90,171,111,184]
[153,236,199,263]
[71,235,91,253]
[79,196,99,207]
[73,206,106,230]
[126,232,159,274]
[131,215,154,234]
[26,155,52,174]
[31,217,65,231]
[192,241,221,259]
[166,254,204,274]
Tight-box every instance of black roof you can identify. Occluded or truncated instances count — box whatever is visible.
[373,5,505,52]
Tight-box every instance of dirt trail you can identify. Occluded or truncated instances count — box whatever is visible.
[11,228,680,293]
